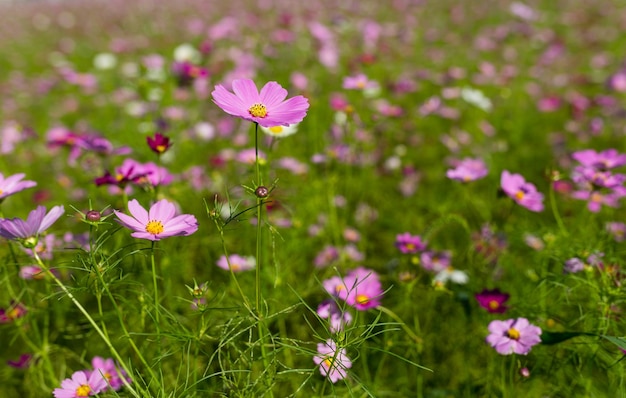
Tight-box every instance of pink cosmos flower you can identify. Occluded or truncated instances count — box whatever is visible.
[53,370,108,398]
[0,173,37,201]
[486,317,542,355]
[211,79,309,127]
[89,356,129,391]
[500,170,544,212]
[114,199,198,241]
[324,267,383,311]
[313,339,352,383]
[342,73,379,90]
[446,158,488,182]
[216,254,256,272]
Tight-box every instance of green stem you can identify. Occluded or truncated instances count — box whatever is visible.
[150,241,162,348]
[32,252,146,397]
[253,122,274,397]
[549,181,568,236]
[377,306,421,344]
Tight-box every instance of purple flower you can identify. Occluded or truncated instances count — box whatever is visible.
[572,149,626,170]
[89,356,129,391]
[486,318,542,355]
[216,254,256,272]
[0,173,36,201]
[95,158,151,188]
[7,353,33,369]
[395,232,426,254]
[313,339,352,383]
[607,222,626,242]
[446,158,488,182]
[211,79,309,127]
[563,257,585,274]
[317,300,353,333]
[313,245,340,268]
[475,289,510,313]
[53,370,108,397]
[114,199,198,241]
[500,170,544,212]
[420,250,452,273]
[0,205,64,244]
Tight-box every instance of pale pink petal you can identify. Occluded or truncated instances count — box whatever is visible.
[259,81,288,108]
[127,199,149,224]
[231,79,260,106]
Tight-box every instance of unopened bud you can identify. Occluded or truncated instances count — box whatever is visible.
[255,186,269,198]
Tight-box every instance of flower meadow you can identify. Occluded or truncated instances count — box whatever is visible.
[3,0,626,396]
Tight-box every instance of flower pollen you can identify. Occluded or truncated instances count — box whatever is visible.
[269,126,283,134]
[248,103,267,118]
[506,327,520,340]
[145,220,164,235]
[488,300,500,311]
[76,384,91,397]
[515,191,525,200]
[356,294,370,305]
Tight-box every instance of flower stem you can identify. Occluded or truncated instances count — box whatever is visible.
[32,252,146,397]
[150,241,162,347]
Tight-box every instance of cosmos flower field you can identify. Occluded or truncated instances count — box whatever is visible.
[2,0,626,396]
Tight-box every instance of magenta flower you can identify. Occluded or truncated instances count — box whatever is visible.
[216,254,256,272]
[89,356,129,391]
[395,232,426,254]
[95,158,150,188]
[211,78,309,127]
[0,205,64,244]
[313,339,352,383]
[0,301,27,323]
[420,250,452,272]
[486,318,542,355]
[7,353,33,369]
[446,158,488,182]
[0,173,36,201]
[500,170,544,212]
[146,133,173,155]
[53,370,108,398]
[475,288,510,313]
[114,199,198,241]
[572,148,626,170]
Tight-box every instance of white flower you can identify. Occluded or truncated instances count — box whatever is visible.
[173,43,200,63]
[434,267,469,285]
[461,87,492,112]
[93,53,117,70]
[260,123,299,138]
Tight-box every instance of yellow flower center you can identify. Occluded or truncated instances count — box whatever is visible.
[0,189,3,195]
[405,243,415,251]
[8,307,21,320]
[75,384,91,397]
[248,103,267,118]
[506,327,520,340]
[268,126,283,135]
[230,263,240,271]
[323,357,334,368]
[145,220,164,235]
[156,144,167,153]
[356,294,370,305]
[115,173,124,182]
[488,300,500,310]
[514,191,525,200]
[335,284,346,294]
